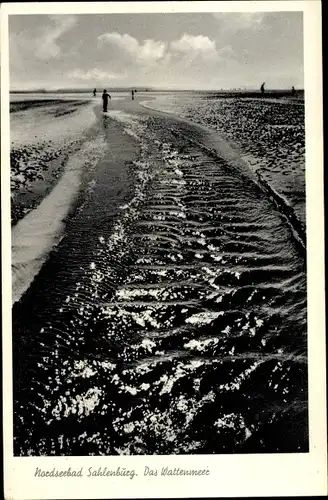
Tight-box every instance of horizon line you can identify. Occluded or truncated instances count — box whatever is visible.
[10,87,305,93]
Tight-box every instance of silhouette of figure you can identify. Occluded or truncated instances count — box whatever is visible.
[260,82,265,95]
[131,89,135,101]
[93,88,97,97]
[102,89,111,112]
[291,86,296,96]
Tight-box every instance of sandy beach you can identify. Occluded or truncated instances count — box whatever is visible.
[11,93,307,456]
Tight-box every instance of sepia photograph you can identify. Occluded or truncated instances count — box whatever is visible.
[1,1,326,498]
[9,9,308,457]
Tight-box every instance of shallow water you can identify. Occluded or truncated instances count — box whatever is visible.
[142,95,305,231]
[11,102,308,455]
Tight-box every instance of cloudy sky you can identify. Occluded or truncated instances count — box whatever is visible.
[9,12,304,90]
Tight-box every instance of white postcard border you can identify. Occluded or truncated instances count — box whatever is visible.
[1,2,326,499]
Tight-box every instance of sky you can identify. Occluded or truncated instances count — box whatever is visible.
[9,12,304,90]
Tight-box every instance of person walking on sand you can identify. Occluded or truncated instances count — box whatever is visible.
[291,86,296,96]
[102,89,111,112]
[93,88,97,97]
[260,82,265,95]
[131,89,135,101]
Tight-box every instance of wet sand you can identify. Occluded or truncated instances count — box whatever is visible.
[12,95,308,455]
[142,95,306,232]
[10,99,100,225]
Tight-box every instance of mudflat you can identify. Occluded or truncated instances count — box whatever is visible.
[11,94,307,455]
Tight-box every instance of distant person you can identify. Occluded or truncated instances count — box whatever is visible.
[260,82,265,95]
[102,89,111,112]
[93,88,97,97]
[131,89,135,100]
[291,86,296,96]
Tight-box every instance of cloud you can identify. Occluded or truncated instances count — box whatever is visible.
[10,15,77,64]
[168,34,234,72]
[170,34,218,61]
[98,32,167,65]
[98,32,138,54]
[34,15,77,59]
[8,13,304,91]
[97,31,231,75]
[68,68,125,82]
